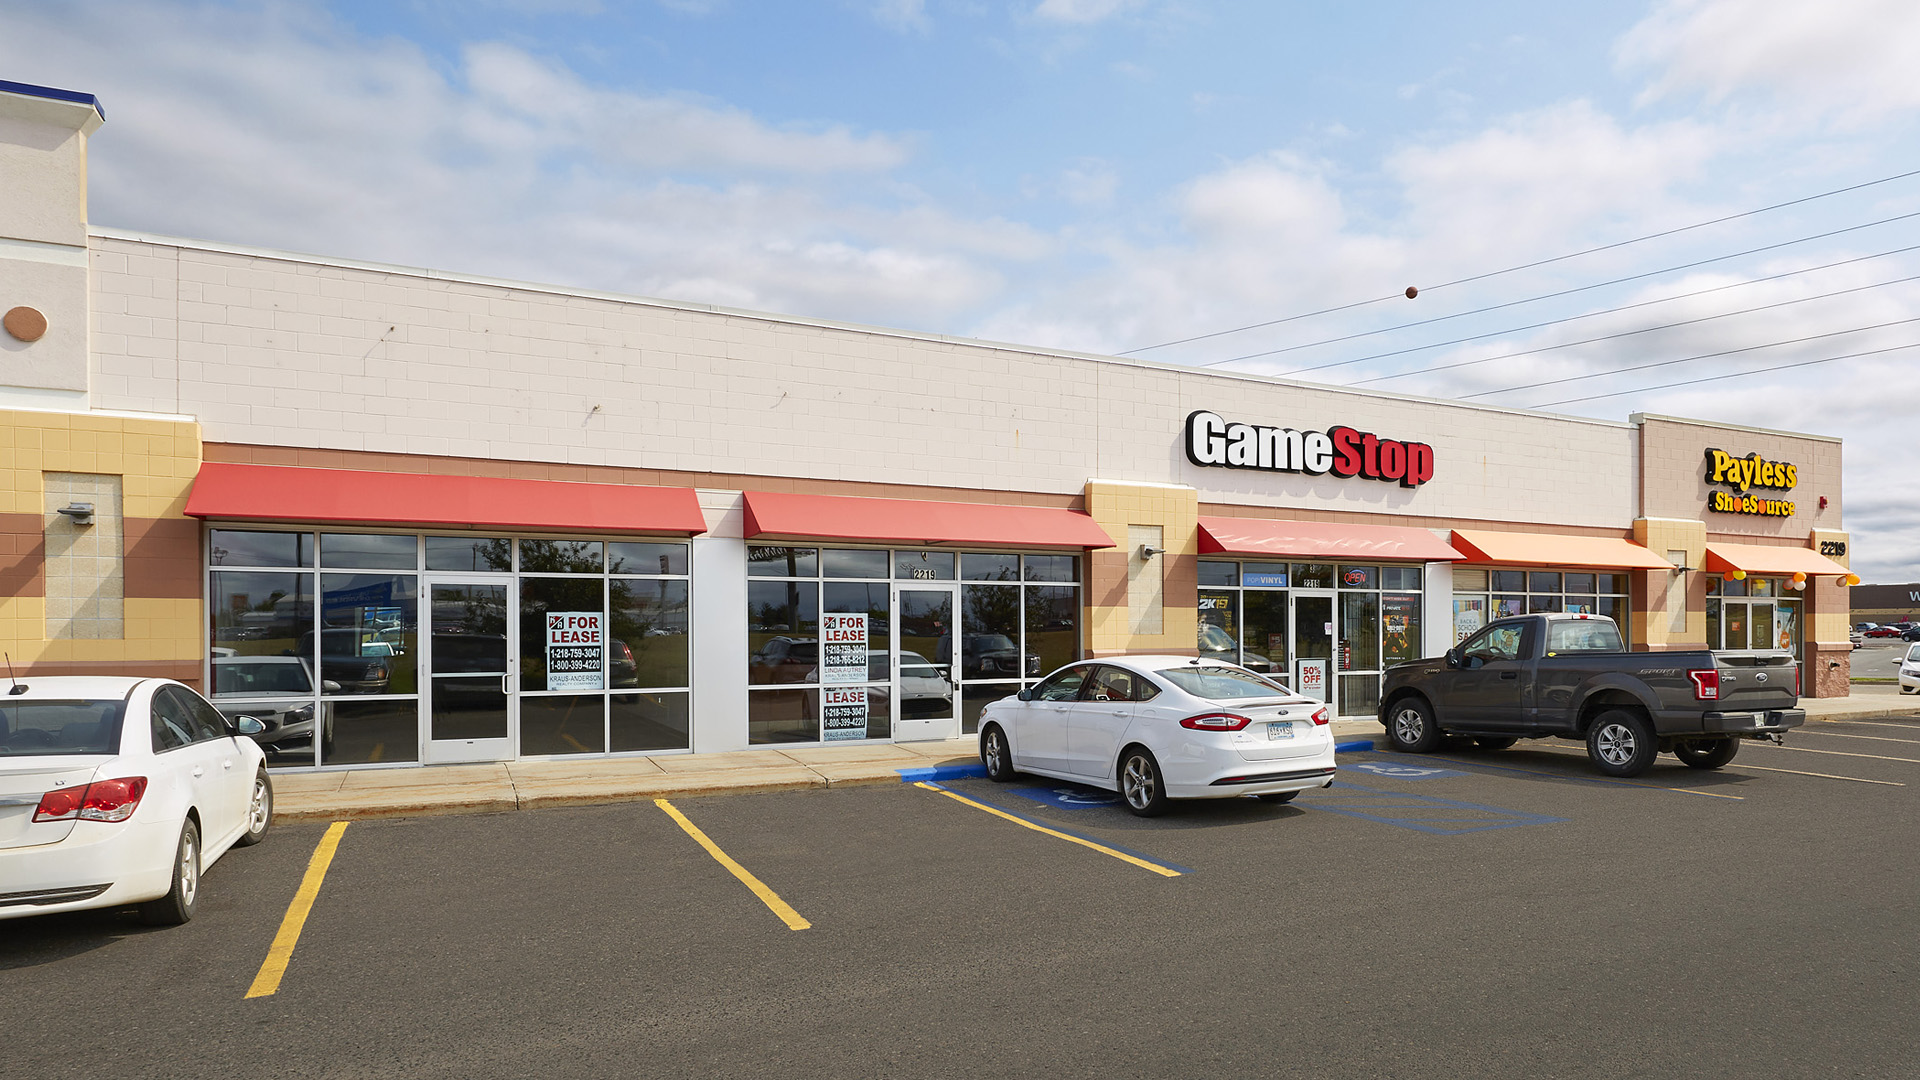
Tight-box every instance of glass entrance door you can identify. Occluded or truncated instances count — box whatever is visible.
[1292,592,1335,708]
[894,586,959,741]
[422,578,515,764]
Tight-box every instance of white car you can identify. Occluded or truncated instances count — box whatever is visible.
[976,655,1335,816]
[0,676,272,924]
[1899,644,1920,694]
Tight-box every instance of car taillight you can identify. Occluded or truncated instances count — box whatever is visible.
[1688,669,1720,700]
[33,777,147,823]
[1793,664,1800,697]
[615,641,634,662]
[1181,712,1253,731]
[1309,706,1331,726]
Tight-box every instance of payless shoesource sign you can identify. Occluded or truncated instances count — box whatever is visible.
[1703,448,1797,518]
[1184,410,1436,488]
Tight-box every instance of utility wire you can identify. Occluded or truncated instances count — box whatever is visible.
[1123,165,1920,356]
[1201,209,1920,372]
[1340,271,1920,387]
[1457,314,1920,399]
[1532,341,1919,408]
[1262,243,1920,380]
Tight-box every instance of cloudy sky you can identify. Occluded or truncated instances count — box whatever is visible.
[5,0,1919,579]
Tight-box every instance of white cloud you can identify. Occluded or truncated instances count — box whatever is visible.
[1618,0,1920,126]
[870,0,932,34]
[1033,0,1145,25]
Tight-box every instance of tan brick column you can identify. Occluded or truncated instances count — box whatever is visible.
[1083,481,1199,658]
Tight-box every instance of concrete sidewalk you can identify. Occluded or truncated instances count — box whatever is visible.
[270,698,1918,824]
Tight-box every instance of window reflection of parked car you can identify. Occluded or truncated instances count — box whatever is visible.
[806,650,954,717]
[935,634,1041,679]
[210,656,338,758]
[300,629,394,693]
[750,637,817,684]
[1197,624,1276,672]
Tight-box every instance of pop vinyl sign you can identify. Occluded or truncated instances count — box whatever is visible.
[1185,410,1435,488]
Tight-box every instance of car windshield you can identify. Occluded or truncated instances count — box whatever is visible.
[969,635,1016,651]
[1155,664,1290,700]
[1196,624,1236,652]
[212,661,314,696]
[1908,644,1920,661]
[0,700,126,756]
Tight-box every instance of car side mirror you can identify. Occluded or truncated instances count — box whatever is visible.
[1016,687,1033,702]
[1445,648,1462,669]
[322,680,343,693]
[235,715,266,736]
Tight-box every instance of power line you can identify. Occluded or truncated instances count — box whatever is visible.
[1457,314,1920,399]
[1532,342,1919,408]
[1340,271,1920,387]
[1122,164,1920,356]
[1200,209,1920,372]
[1262,243,1920,380]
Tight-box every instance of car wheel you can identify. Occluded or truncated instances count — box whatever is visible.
[1587,709,1658,777]
[138,818,200,926]
[235,768,273,847]
[980,724,1016,782]
[1673,737,1739,769]
[1118,747,1170,817]
[1473,737,1518,751]
[1254,791,1298,804]
[1385,697,1443,753]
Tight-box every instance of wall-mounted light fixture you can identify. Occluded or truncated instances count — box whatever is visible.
[55,502,94,526]
[1138,544,1164,560]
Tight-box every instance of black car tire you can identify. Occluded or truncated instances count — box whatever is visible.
[1473,737,1518,750]
[235,768,273,847]
[1674,737,1739,769]
[1119,746,1170,817]
[1254,791,1298,804]
[138,819,200,926]
[980,724,1017,782]
[1587,709,1658,777]
[1385,697,1443,753]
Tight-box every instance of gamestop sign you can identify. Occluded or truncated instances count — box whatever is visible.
[1185,410,1436,488]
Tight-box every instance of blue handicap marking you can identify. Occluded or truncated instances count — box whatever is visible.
[1302,781,1566,835]
[1348,761,1462,780]
[1009,784,1121,809]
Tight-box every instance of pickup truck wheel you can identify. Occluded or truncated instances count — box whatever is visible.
[1587,709,1657,777]
[1386,699,1443,753]
[1674,737,1739,769]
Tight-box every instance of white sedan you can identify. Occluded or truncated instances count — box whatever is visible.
[976,655,1336,816]
[0,676,273,924]
[1900,644,1920,695]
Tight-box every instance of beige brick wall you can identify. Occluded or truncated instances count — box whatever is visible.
[1085,481,1198,656]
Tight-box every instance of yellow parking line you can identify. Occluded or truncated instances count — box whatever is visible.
[1732,763,1905,786]
[912,781,1183,877]
[655,799,810,931]
[246,821,349,999]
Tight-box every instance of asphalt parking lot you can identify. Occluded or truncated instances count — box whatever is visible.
[7,719,1920,1079]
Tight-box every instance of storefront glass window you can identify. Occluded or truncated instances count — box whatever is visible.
[324,700,419,766]
[318,574,417,696]
[1290,563,1334,589]
[321,533,417,570]
[749,547,819,577]
[520,540,602,574]
[210,529,311,568]
[519,577,604,694]
[1383,594,1421,663]
[1458,569,1631,646]
[1024,555,1078,583]
[894,550,955,580]
[749,688,818,743]
[823,548,889,579]
[425,536,512,572]
[1198,561,1238,587]
[1529,571,1562,593]
[519,695,607,756]
[610,692,691,752]
[1198,588,1238,662]
[1025,585,1080,674]
[1240,590,1288,678]
[610,579,689,689]
[1452,596,1487,643]
[609,542,688,576]
[1201,560,1422,713]
[962,553,1021,581]
[1341,592,1380,671]
[1491,570,1527,592]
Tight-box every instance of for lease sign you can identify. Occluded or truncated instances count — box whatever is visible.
[546,611,604,691]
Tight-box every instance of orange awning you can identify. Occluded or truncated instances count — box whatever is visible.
[1198,517,1464,561]
[185,463,708,534]
[742,491,1116,548]
[1703,542,1851,578]
[1450,529,1672,570]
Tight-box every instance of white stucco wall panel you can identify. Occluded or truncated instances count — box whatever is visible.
[90,232,1638,529]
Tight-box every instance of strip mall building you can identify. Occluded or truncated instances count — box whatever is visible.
[0,81,1860,772]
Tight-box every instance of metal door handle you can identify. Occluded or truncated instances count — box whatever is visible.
[192,767,204,777]
[1500,671,1518,680]
[1112,709,1128,716]
[502,673,512,694]
[223,760,233,770]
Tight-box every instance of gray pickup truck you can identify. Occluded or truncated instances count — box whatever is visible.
[1378,612,1803,776]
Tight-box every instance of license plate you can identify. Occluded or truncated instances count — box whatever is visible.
[1266,721,1294,741]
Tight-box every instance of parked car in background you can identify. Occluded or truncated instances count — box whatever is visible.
[934,634,1040,679]
[1855,622,1879,633]
[1864,625,1903,638]
[749,636,817,684]
[300,629,394,692]
[1899,644,1920,695]
[976,656,1334,816]
[0,676,272,925]
[210,656,337,759]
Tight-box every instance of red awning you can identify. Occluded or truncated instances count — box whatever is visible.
[1198,517,1464,562]
[185,463,708,535]
[1450,529,1672,570]
[742,491,1115,548]
[1703,542,1852,578]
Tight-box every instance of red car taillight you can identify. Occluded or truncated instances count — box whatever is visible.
[1181,712,1253,731]
[34,777,148,823]
[1688,669,1720,700]
[1309,706,1331,726]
